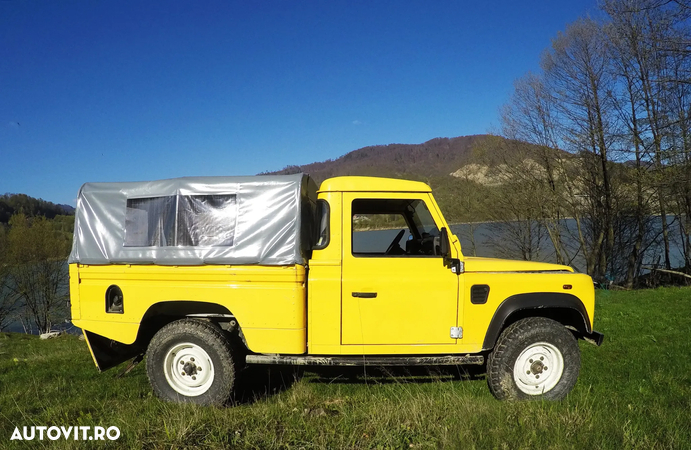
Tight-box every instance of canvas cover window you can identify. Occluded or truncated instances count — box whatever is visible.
[124,196,176,247]
[124,194,237,247]
[177,195,237,247]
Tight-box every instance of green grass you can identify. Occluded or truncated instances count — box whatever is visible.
[1,288,691,449]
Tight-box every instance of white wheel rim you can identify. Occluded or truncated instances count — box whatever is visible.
[163,342,215,397]
[513,341,564,395]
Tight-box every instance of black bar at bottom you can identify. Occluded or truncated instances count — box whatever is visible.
[246,354,484,366]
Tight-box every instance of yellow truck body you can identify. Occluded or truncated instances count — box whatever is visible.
[69,175,602,404]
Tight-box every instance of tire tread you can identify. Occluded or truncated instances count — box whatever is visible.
[487,317,580,401]
[146,319,235,406]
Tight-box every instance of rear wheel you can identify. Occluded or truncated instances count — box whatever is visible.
[146,319,235,406]
[487,317,580,401]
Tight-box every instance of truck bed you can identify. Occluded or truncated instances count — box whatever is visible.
[70,263,307,356]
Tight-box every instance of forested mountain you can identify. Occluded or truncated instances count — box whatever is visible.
[0,193,75,224]
[268,135,490,183]
[265,134,574,224]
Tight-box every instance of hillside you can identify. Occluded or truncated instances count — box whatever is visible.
[0,193,75,224]
[266,134,554,223]
[268,135,490,183]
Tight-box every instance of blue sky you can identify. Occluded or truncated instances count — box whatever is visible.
[1,0,598,205]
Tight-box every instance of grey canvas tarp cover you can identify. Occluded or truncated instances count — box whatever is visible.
[69,174,318,266]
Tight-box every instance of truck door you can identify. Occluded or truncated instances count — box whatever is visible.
[341,193,459,345]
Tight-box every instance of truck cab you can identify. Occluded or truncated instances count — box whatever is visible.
[309,177,468,353]
[68,174,602,405]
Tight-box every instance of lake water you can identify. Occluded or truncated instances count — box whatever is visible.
[452,217,687,276]
[355,217,687,278]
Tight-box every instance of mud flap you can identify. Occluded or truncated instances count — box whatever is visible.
[83,330,144,371]
[580,330,604,346]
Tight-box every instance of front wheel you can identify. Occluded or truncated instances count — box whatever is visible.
[487,317,580,401]
[146,319,235,406]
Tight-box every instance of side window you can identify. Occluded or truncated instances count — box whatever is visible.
[124,194,237,247]
[177,195,237,246]
[351,198,441,257]
[313,199,330,250]
[125,196,176,247]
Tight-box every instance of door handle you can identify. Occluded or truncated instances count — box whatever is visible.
[352,292,377,298]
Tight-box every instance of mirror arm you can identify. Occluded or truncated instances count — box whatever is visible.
[440,227,463,274]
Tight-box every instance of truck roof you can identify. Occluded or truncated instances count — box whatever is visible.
[319,176,431,193]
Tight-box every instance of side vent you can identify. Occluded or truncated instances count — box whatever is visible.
[106,285,124,314]
[470,284,490,305]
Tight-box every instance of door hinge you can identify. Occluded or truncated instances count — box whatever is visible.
[448,259,464,274]
[450,326,463,339]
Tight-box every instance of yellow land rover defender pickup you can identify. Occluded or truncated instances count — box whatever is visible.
[68,174,602,405]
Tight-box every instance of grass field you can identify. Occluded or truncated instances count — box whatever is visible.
[1,287,691,449]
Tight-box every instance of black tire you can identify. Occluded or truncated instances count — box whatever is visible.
[487,317,580,401]
[146,319,235,406]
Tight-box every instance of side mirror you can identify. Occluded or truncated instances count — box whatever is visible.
[440,227,450,258]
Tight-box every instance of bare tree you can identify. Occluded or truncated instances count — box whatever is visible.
[499,73,585,266]
[492,0,691,284]
[605,4,658,286]
[667,47,691,269]
[485,179,551,262]
[7,214,70,334]
[0,226,20,330]
[604,0,687,271]
[541,18,619,281]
